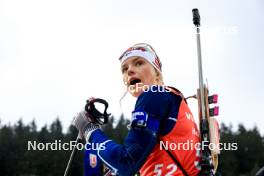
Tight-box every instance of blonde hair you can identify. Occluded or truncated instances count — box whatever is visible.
[154,68,164,85]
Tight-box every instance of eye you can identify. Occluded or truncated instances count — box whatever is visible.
[121,66,128,73]
[135,60,143,66]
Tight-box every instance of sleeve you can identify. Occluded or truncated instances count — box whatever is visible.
[89,86,173,176]
[84,146,102,176]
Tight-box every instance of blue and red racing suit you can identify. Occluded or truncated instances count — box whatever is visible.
[89,86,201,176]
[84,144,103,176]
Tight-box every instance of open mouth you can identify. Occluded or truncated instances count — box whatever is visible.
[129,78,141,86]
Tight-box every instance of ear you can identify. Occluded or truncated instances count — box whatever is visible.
[154,70,163,85]
[155,70,160,79]
[155,72,160,83]
[156,71,160,77]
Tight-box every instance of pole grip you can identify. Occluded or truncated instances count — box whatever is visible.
[192,8,200,26]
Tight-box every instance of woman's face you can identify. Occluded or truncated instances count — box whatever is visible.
[121,56,159,97]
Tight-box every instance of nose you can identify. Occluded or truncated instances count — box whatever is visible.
[127,65,135,76]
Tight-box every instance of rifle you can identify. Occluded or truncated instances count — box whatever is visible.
[192,8,220,175]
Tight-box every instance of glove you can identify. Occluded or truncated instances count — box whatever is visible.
[72,110,101,142]
[84,123,101,142]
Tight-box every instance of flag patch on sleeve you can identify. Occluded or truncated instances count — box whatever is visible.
[131,111,148,128]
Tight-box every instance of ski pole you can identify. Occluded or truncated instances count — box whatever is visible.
[63,98,111,176]
[63,133,82,176]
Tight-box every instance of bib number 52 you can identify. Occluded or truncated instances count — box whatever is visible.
[154,164,177,176]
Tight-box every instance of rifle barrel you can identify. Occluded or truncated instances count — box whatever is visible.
[193,9,206,121]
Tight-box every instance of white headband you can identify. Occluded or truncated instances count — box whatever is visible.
[119,48,162,72]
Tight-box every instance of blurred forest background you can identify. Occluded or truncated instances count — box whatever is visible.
[0,115,263,176]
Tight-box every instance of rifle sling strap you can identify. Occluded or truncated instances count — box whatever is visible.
[160,140,189,176]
